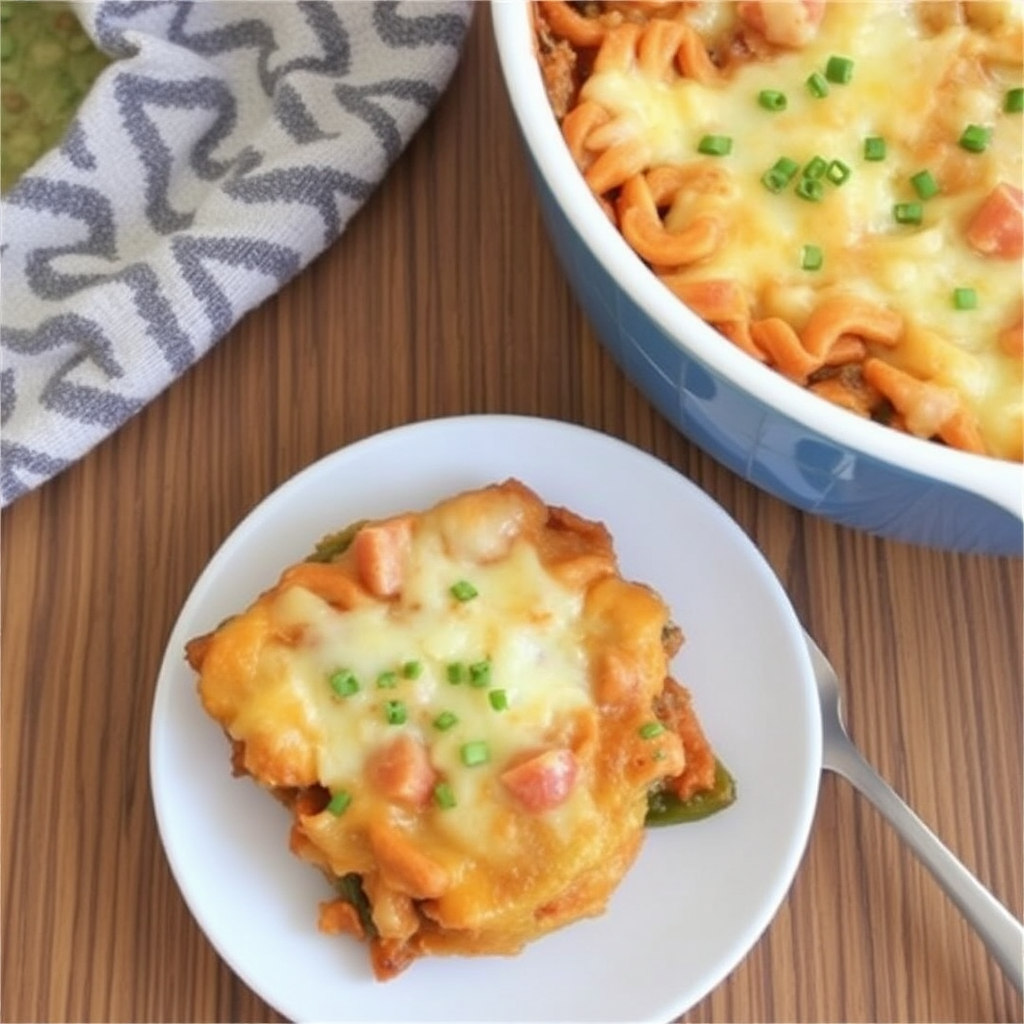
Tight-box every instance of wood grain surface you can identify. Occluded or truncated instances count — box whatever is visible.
[2,6,1022,1022]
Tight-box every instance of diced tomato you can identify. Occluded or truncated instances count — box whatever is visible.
[737,0,826,47]
[366,734,437,808]
[352,516,413,598]
[966,183,1023,259]
[500,749,579,813]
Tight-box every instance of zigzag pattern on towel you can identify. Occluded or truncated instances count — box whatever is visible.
[0,0,472,506]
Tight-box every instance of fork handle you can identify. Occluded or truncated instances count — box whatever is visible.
[826,736,1024,995]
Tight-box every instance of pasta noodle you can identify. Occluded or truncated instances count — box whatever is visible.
[534,0,1023,460]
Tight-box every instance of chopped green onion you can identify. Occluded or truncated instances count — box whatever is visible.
[433,781,457,809]
[953,287,978,310]
[384,700,407,725]
[639,721,666,740]
[697,134,733,156]
[863,136,887,161]
[401,660,422,680]
[772,156,800,178]
[761,156,799,193]
[806,71,829,98]
[758,89,787,111]
[826,159,851,185]
[488,689,508,711]
[893,201,923,225]
[910,169,940,200]
[958,123,992,153]
[801,244,824,271]
[446,662,466,685]
[468,660,492,687]
[433,709,459,731]
[1006,87,1024,113]
[803,156,828,180]
[450,580,478,602]
[825,55,854,84]
[326,791,352,816]
[796,177,825,202]
[329,669,359,698]
[460,740,490,767]
[376,670,398,689]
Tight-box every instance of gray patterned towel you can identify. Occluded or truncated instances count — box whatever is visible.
[0,0,473,507]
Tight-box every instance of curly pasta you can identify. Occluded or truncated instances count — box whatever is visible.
[534,0,1024,460]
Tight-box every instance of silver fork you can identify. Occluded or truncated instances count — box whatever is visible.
[804,629,1024,994]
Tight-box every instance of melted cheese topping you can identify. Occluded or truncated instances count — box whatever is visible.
[266,535,594,845]
[191,480,691,971]
[575,1,1023,458]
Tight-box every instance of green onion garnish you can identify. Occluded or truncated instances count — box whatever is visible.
[826,159,851,185]
[796,177,825,202]
[329,669,359,698]
[401,660,422,679]
[488,689,508,711]
[460,740,490,767]
[326,791,352,816]
[1006,87,1024,113]
[803,156,828,180]
[376,670,398,689]
[773,156,800,178]
[801,244,824,271]
[806,71,829,98]
[825,55,854,84]
[384,700,407,725]
[468,660,492,687]
[639,721,666,740]
[894,201,923,225]
[433,781,457,809]
[758,89,787,111]
[446,662,466,684]
[697,134,733,156]
[433,709,459,731]
[863,136,887,161]
[959,123,992,153]
[953,287,978,310]
[761,156,799,193]
[910,170,940,200]
[450,580,478,602]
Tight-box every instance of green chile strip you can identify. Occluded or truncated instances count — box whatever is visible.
[645,760,737,826]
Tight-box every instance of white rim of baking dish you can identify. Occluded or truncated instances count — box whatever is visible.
[491,0,1023,520]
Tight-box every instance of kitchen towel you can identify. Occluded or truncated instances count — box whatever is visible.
[1,0,473,507]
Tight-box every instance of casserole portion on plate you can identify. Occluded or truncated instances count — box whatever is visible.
[185,478,733,980]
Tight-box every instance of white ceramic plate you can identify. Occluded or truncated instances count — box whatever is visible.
[150,414,822,1024]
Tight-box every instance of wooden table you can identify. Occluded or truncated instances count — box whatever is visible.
[3,6,1022,1022]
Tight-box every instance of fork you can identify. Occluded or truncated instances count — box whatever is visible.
[804,629,1024,995]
